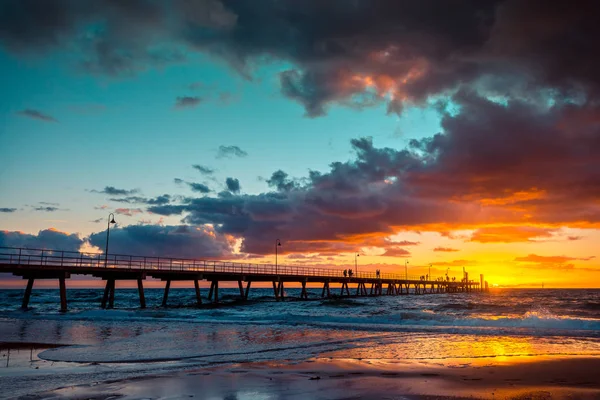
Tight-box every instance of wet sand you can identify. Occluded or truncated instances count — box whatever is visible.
[20,355,600,400]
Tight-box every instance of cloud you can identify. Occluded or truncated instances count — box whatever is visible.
[92,186,139,196]
[225,177,240,193]
[33,206,60,212]
[0,228,82,251]
[469,227,558,243]
[0,208,16,213]
[515,254,593,264]
[91,218,103,223]
[433,247,459,252]
[114,208,143,217]
[173,178,184,184]
[381,247,411,257]
[192,164,215,175]
[175,96,202,109]
[188,182,211,193]
[5,1,600,117]
[88,224,234,258]
[392,240,420,246]
[216,145,248,159]
[266,170,298,192]
[108,194,171,205]
[94,205,108,210]
[145,89,600,255]
[567,236,583,241]
[514,254,596,270]
[16,109,57,122]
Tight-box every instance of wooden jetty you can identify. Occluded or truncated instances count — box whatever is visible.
[0,247,487,311]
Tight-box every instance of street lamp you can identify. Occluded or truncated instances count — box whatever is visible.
[355,253,360,276]
[275,239,282,274]
[104,213,116,268]
[405,259,409,279]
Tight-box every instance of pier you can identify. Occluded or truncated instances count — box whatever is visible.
[0,247,487,311]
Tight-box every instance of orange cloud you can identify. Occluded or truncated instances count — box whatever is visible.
[433,247,459,252]
[115,208,143,217]
[469,226,558,243]
[380,247,411,257]
[514,254,596,271]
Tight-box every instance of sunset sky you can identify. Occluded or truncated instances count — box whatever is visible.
[1,0,599,288]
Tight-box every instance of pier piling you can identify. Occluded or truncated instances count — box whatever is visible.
[21,278,34,309]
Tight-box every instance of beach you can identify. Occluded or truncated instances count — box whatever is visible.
[4,347,600,399]
[0,288,599,399]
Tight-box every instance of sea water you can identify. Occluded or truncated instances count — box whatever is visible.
[0,288,599,396]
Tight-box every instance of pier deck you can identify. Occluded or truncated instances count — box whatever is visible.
[0,247,486,311]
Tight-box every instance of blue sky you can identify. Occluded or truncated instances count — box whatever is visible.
[2,1,599,288]
[1,51,441,235]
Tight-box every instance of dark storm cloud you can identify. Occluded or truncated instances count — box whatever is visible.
[188,182,211,193]
[108,194,171,205]
[225,177,240,193]
[33,206,60,212]
[0,208,16,213]
[0,229,82,251]
[16,109,57,122]
[5,1,600,116]
[109,196,147,204]
[145,91,600,254]
[175,96,202,109]
[192,164,215,175]
[216,145,247,159]
[266,170,299,192]
[92,186,139,196]
[88,224,233,258]
[147,194,171,205]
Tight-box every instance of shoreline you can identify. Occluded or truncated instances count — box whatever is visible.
[3,347,599,399]
[40,355,600,399]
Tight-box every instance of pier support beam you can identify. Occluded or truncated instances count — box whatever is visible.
[162,280,171,307]
[340,282,350,296]
[238,280,244,300]
[300,281,308,299]
[59,277,67,312]
[321,281,330,298]
[244,281,252,300]
[277,281,285,301]
[137,278,146,309]
[21,278,34,310]
[273,281,280,301]
[210,281,219,304]
[194,279,202,306]
[101,280,110,309]
[108,279,115,309]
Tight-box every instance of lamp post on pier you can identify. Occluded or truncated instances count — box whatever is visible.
[429,264,432,281]
[275,239,282,275]
[405,259,409,280]
[104,213,116,268]
[355,253,360,276]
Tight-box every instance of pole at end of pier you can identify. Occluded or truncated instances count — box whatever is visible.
[275,239,282,275]
[104,213,116,268]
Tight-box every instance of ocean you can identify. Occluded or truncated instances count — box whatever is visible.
[0,288,599,397]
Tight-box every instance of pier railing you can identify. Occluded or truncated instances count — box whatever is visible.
[0,246,445,282]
